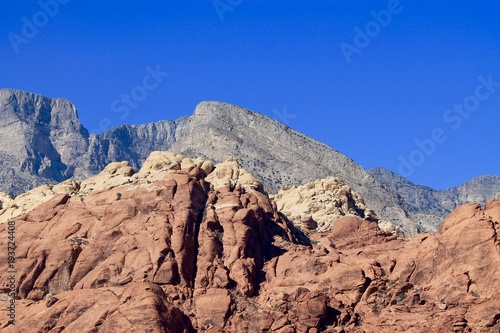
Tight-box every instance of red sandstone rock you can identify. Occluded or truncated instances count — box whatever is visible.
[1,283,192,333]
[0,156,499,332]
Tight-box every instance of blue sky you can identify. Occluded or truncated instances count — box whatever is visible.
[1,0,499,190]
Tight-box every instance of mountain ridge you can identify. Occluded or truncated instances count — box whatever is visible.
[370,167,500,216]
[1,88,499,234]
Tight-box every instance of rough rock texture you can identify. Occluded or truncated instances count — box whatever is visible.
[0,89,185,195]
[2,88,500,234]
[0,152,215,224]
[0,89,89,193]
[370,168,500,232]
[205,156,263,192]
[0,152,499,332]
[6,283,193,333]
[271,177,379,231]
[250,201,500,332]
[0,153,302,332]
[170,101,422,235]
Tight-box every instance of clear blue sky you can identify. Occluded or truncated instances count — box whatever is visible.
[1,0,499,190]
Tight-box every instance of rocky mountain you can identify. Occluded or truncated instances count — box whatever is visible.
[1,153,499,332]
[1,88,499,234]
[370,167,500,224]
[0,89,89,192]
[0,88,184,191]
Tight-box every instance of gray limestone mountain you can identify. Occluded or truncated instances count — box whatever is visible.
[0,89,184,190]
[370,167,500,223]
[0,89,89,193]
[0,88,499,234]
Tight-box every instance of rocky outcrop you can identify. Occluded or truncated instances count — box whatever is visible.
[7,283,193,333]
[0,152,302,331]
[0,89,187,195]
[0,89,418,233]
[271,176,380,232]
[249,201,500,332]
[170,101,424,235]
[0,152,499,332]
[80,119,188,179]
[358,199,500,332]
[0,152,215,224]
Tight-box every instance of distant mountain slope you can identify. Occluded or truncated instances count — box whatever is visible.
[370,167,500,219]
[80,119,187,178]
[1,88,499,234]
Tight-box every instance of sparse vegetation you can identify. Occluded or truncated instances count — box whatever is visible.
[69,236,89,246]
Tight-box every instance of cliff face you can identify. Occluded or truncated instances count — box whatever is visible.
[0,89,188,194]
[1,89,499,234]
[0,89,89,192]
[80,119,185,178]
[1,152,499,332]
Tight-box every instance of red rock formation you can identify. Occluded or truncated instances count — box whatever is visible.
[6,283,193,333]
[0,155,499,332]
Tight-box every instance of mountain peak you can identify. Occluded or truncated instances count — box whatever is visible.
[192,100,283,128]
[462,174,500,186]
[0,88,80,123]
[0,89,88,193]
[193,100,234,116]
